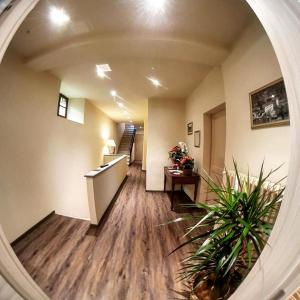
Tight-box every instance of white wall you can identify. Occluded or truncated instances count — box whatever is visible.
[184,67,225,200]
[146,97,185,191]
[67,98,85,124]
[184,19,290,202]
[222,19,290,181]
[0,50,118,242]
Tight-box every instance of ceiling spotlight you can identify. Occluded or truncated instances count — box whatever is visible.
[147,77,162,87]
[49,7,70,26]
[96,64,111,79]
[110,90,117,97]
[145,0,166,13]
[130,120,133,123]
[117,102,124,108]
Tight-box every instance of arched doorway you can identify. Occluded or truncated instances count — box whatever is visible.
[0,1,299,299]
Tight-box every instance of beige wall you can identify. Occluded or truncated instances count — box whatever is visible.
[184,19,290,203]
[142,118,148,171]
[135,133,144,161]
[222,20,290,181]
[0,50,117,242]
[146,97,185,190]
[184,67,225,200]
[185,67,225,172]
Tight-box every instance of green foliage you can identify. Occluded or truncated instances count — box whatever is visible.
[168,160,285,293]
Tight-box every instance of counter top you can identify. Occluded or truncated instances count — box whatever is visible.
[84,155,127,178]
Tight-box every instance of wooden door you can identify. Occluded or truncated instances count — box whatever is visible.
[135,134,144,161]
[209,108,226,181]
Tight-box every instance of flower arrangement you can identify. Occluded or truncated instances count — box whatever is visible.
[168,143,188,163]
[180,156,194,169]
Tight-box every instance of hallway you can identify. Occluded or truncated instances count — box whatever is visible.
[13,163,189,300]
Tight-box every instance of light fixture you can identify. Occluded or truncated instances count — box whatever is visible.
[106,139,116,154]
[96,64,111,79]
[110,90,117,97]
[147,77,162,87]
[145,0,166,13]
[117,102,124,108]
[49,7,70,26]
[130,120,133,123]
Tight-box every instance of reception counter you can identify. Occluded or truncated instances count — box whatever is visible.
[85,155,128,225]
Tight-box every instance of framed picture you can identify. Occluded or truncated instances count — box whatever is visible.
[187,122,193,135]
[194,130,200,147]
[249,78,290,129]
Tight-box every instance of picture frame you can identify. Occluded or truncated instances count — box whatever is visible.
[249,78,290,129]
[194,130,200,147]
[187,122,193,135]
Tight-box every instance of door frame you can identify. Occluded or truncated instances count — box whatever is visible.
[201,103,226,202]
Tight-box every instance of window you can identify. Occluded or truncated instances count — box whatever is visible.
[57,93,69,118]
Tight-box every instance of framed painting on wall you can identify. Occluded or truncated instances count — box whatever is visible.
[249,78,290,129]
[187,122,193,135]
[194,130,200,147]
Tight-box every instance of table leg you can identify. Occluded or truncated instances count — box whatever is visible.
[194,181,199,202]
[171,182,175,210]
[164,175,167,192]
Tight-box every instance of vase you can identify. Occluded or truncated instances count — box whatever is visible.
[183,168,193,175]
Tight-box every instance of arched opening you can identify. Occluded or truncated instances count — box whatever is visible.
[0,1,299,299]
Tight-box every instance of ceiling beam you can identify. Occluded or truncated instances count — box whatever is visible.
[25,34,229,72]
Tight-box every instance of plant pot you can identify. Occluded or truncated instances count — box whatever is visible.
[183,168,193,175]
[190,282,231,300]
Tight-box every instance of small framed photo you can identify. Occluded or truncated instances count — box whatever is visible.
[249,78,290,129]
[194,130,200,147]
[187,122,193,135]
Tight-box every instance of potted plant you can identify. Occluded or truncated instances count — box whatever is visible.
[180,156,194,175]
[167,161,285,300]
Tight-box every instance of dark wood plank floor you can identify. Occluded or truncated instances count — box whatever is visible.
[13,163,192,300]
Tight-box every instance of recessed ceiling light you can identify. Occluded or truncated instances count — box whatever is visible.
[96,64,111,79]
[130,120,133,123]
[110,90,117,97]
[117,102,124,108]
[145,0,166,13]
[49,7,70,26]
[147,77,162,87]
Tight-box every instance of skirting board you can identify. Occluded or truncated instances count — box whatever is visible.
[11,211,55,247]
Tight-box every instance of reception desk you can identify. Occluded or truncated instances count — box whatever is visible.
[85,155,128,225]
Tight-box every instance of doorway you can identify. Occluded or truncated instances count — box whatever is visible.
[134,133,144,161]
[202,103,226,202]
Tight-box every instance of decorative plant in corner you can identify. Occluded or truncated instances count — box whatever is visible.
[167,161,285,300]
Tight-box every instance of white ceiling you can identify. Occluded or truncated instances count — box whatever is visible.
[10,0,255,122]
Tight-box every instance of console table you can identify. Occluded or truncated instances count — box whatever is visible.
[163,167,200,210]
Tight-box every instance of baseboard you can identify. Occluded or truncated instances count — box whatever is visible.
[11,210,55,246]
[55,213,91,222]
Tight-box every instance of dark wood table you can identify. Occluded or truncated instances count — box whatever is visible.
[164,167,200,210]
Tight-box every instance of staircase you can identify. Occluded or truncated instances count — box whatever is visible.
[117,124,136,165]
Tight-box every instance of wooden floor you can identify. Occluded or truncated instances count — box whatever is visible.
[13,163,193,300]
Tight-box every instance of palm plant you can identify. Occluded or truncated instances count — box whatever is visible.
[169,161,285,299]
